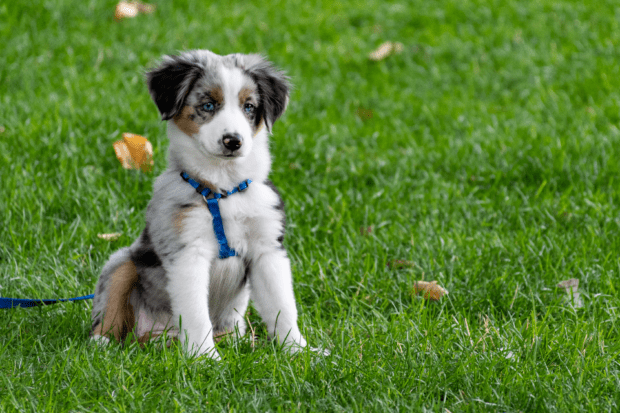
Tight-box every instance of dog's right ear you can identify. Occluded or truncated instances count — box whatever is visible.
[146,56,204,120]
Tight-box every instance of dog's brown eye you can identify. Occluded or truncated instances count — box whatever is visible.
[244,103,255,114]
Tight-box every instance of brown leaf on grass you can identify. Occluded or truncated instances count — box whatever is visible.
[113,140,132,169]
[387,259,415,269]
[135,2,155,13]
[368,41,404,61]
[0,125,5,133]
[97,233,122,241]
[557,278,579,290]
[115,2,138,19]
[557,278,583,308]
[114,1,156,20]
[113,133,153,172]
[359,226,373,236]
[356,108,373,120]
[413,280,448,301]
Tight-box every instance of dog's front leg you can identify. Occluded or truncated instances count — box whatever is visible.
[250,251,307,351]
[166,248,218,359]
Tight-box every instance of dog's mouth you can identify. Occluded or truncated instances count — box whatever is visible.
[217,150,244,159]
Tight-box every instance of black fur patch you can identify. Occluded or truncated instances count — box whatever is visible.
[241,256,252,288]
[146,56,205,120]
[131,228,162,268]
[264,180,286,247]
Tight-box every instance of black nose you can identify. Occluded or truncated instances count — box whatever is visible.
[222,133,242,151]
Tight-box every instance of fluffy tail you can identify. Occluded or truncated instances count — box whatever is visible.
[90,247,139,342]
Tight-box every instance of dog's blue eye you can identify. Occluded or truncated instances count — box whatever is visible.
[244,103,254,114]
[203,102,215,112]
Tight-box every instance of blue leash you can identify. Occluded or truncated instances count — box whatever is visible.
[0,294,94,309]
[1,172,249,309]
[180,172,251,259]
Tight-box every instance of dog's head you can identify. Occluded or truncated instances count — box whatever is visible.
[146,50,290,159]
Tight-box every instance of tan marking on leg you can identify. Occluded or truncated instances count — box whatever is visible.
[91,260,138,342]
[173,106,200,136]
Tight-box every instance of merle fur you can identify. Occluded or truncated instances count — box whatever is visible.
[264,180,286,246]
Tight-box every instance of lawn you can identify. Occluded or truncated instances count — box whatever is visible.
[1,0,620,411]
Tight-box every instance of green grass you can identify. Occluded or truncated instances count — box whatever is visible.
[2,0,620,411]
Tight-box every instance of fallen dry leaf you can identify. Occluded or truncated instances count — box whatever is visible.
[359,226,373,236]
[113,133,153,172]
[413,280,448,301]
[356,108,373,120]
[368,41,404,61]
[113,140,132,169]
[557,278,583,308]
[135,2,155,13]
[115,2,138,19]
[97,233,122,241]
[115,1,155,20]
[557,278,579,290]
[387,259,415,269]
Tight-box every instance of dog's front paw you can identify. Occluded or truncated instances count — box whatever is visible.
[285,343,330,356]
[309,346,331,356]
[195,346,221,361]
[280,333,328,356]
[279,333,329,356]
[181,336,220,360]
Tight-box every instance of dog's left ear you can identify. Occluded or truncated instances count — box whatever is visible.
[146,55,204,121]
[235,54,291,132]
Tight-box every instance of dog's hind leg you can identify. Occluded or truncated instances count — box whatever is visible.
[90,247,139,342]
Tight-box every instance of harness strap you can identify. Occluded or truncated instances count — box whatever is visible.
[180,172,252,259]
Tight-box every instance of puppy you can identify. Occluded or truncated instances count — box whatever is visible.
[91,50,311,359]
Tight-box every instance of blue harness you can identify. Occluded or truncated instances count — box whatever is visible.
[0,172,251,309]
[180,171,251,259]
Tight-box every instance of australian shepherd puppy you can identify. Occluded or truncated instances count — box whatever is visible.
[90,50,314,359]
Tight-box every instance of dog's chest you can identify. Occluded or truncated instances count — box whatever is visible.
[181,184,283,257]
